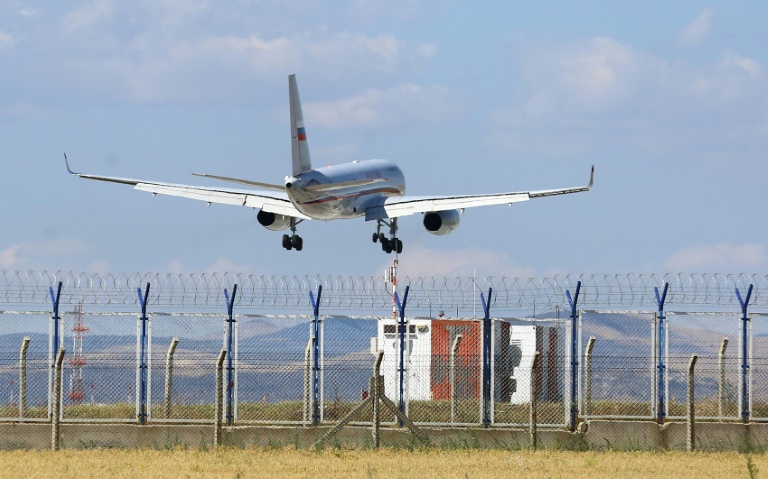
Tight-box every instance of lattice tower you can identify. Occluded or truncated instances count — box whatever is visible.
[67,304,88,403]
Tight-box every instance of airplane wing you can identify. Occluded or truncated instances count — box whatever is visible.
[65,155,309,219]
[366,166,594,220]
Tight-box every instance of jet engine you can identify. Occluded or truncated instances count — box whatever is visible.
[257,210,292,231]
[423,210,461,236]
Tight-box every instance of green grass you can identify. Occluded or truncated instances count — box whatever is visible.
[3,398,765,424]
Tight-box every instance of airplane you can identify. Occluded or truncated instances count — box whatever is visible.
[65,74,594,254]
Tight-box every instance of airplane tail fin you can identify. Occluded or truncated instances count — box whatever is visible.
[289,74,312,176]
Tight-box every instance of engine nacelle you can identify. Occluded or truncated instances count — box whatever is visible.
[423,210,461,236]
[257,210,292,231]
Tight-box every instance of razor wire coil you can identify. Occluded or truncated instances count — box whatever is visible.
[1,270,766,312]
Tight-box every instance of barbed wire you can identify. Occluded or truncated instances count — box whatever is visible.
[0,270,765,313]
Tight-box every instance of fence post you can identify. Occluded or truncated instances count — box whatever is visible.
[718,338,728,418]
[687,354,698,451]
[372,350,384,448]
[303,338,313,424]
[48,281,63,419]
[394,285,410,424]
[529,351,541,450]
[450,334,463,424]
[654,282,669,424]
[736,285,753,424]
[51,347,65,451]
[164,337,179,419]
[19,336,30,418]
[136,283,150,425]
[214,348,227,448]
[566,281,581,431]
[309,285,322,426]
[224,285,238,426]
[480,288,493,428]
[584,336,595,418]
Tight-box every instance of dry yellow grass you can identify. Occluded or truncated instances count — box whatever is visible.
[0,448,763,478]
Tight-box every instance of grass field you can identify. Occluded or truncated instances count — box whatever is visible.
[0,448,764,478]
[5,397,765,423]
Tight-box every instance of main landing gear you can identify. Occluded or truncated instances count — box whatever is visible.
[372,218,403,254]
[282,218,304,251]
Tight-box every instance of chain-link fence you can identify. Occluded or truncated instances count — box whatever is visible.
[580,310,655,420]
[665,312,740,421]
[2,273,768,437]
[0,311,49,421]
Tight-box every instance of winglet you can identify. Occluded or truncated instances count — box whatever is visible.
[64,153,78,175]
[588,165,595,189]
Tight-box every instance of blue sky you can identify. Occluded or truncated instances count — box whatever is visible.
[0,1,766,279]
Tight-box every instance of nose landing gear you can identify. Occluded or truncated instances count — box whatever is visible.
[372,218,403,254]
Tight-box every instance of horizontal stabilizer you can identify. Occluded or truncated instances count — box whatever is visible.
[192,173,284,191]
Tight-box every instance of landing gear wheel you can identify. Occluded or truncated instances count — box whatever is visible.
[292,235,303,251]
[372,232,379,243]
[381,237,391,253]
[395,238,403,254]
[282,234,291,250]
[378,232,386,242]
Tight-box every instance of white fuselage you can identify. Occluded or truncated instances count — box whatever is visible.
[285,159,405,220]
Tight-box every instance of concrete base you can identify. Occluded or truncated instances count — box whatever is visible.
[585,420,768,451]
[2,420,768,451]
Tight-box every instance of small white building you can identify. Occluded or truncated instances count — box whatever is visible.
[374,318,564,405]
[375,318,432,401]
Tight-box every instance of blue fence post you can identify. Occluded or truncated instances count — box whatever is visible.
[480,288,493,428]
[223,284,238,426]
[48,281,63,417]
[309,285,322,426]
[566,281,581,431]
[654,282,669,424]
[137,283,150,425]
[736,284,753,424]
[49,281,63,368]
[395,285,410,425]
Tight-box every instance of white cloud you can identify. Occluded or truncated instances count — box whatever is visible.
[677,8,714,49]
[1,103,51,119]
[720,52,762,78]
[199,31,434,79]
[486,36,768,165]
[393,245,536,279]
[0,240,94,271]
[52,25,434,103]
[85,259,110,275]
[663,243,766,271]
[350,0,428,21]
[0,30,15,49]
[559,37,633,98]
[164,258,254,274]
[18,8,38,17]
[0,245,23,268]
[305,83,462,130]
[64,0,114,30]
[147,0,210,26]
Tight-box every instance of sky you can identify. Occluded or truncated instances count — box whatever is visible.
[1,1,767,280]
